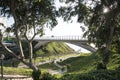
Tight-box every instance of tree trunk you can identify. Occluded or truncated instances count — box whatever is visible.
[102,26,114,69]
[15,29,25,58]
[28,41,33,64]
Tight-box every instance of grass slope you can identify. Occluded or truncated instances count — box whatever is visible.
[38,53,99,74]
[2,41,75,75]
[59,53,99,74]
[38,53,120,75]
[35,42,75,57]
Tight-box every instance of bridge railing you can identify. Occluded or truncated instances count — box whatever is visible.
[36,36,87,40]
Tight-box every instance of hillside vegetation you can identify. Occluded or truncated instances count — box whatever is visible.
[2,41,120,80]
[35,42,75,57]
[2,52,120,80]
[38,53,120,80]
[2,41,75,68]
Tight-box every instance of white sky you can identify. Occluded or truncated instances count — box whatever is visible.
[44,17,84,36]
[0,17,7,33]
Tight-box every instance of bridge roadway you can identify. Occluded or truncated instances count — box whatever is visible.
[34,36,96,52]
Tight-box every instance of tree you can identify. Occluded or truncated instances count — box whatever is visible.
[0,0,58,79]
[59,0,120,69]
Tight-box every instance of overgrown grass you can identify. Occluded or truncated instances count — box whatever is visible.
[36,42,75,57]
[38,63,58,70]
[107,53,120,70]
[60,69,120,80]
[58,53,99,74]
[38,53,120,75]
[37,53,80,70]
[2,53,120,80]
[3,67,32,76]
[38,53,100,74]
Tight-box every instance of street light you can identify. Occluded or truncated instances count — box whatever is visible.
[0,54,5,79]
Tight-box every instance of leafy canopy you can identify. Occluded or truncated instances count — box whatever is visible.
[59,0,120,52]
[0,0,58,37]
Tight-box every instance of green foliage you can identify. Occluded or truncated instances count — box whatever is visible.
[38,63,58,70]
[36,42,74,57]
[0,0,59,73]
[2,53,120,80]
[40,73,57,80]
[97,62,107,70]
[60,69,120,80]
[60,74,74,80]
[59,0,89,23]
[59,0,120,70]
[58,53,99,74]
[108,53,120,69]
[32,69,41,80]
[3,67,32,76]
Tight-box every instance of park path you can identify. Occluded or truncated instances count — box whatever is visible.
[1,75,33,80]
[1,54,80,79]
[18,54,79,68]
[18,54,80,75]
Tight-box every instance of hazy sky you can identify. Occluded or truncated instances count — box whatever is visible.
[44,17,84,36]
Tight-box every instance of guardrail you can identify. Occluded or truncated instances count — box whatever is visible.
[35,36,87,41]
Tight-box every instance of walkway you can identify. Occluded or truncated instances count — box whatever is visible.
[1,75,32,80]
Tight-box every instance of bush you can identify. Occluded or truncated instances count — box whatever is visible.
[73,74,95,80]
[59,69,120,80]
[32,69,41,80]
[40,73,58,80]
[60,74,74,80]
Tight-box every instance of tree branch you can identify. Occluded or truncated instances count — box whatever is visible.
[30,25,37,42]
[0,41,20,60]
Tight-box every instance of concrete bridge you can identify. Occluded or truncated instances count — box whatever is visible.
[1,36,97,52]
[34,36,96,52]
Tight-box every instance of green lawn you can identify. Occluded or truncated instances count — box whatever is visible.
[38,53,120,75]
[2,53,120,79]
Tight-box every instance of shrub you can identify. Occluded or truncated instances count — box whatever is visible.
[73,74,95,80]
[40,73,58,80]
[59,69,120,80]
[32,69,41,80]
[60,74,74,80]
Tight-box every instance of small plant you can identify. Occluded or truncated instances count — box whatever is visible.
[66,64,71,69]
[40,73,57,80]
[32,69,41,80]
[97,62,107,70]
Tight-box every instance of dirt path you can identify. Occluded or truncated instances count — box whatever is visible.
[1,75,33,80]
[18,54,79,68]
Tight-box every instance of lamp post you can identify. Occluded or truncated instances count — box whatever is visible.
[0,54,5,79]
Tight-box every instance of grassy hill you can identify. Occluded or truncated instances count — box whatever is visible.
[59,53,120,80]
[39,53,120,73]
[2,41,75,74]
[38,53,99,74]
[2,41,120,79]
[2,53,120,80]
[35,42,75,57]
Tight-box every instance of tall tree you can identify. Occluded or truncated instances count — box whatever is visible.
[0,0,58,79]
[59,0,120,69]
